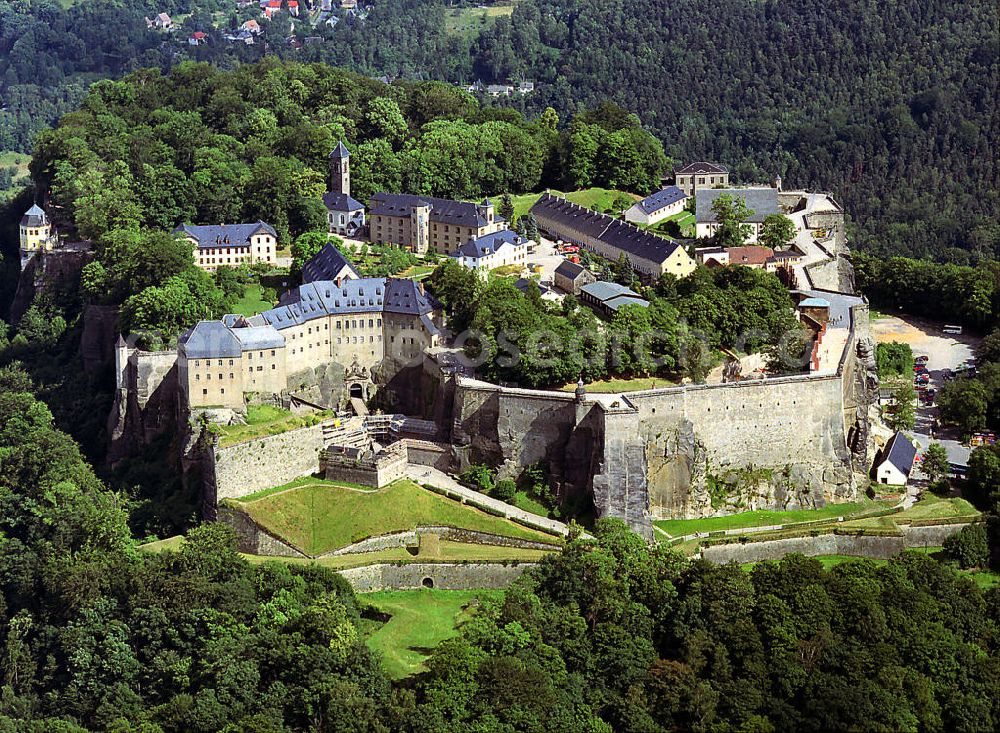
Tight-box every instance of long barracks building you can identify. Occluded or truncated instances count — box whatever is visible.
[530,192,695,280]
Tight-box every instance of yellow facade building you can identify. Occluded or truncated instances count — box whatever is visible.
[19,204,54,253]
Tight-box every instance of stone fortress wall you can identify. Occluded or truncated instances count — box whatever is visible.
[452,300,875,539]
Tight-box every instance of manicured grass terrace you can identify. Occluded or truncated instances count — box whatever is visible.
[234,478,560,555]
[212,404,331,447]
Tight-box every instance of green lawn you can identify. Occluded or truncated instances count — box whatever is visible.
[444,3,517,39]
[504,187,641,223]
[511,491,550,518]
[236,478,561,555]
[212,404,331,447]
[895,493,980,522]
[362,589,501,678]
[559,375,678,393]
[230,284,273,317]
[655,501,883,538]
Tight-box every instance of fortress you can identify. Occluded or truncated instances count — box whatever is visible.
[105,183,878,540]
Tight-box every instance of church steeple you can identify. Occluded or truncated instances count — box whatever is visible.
[329,141,350,197]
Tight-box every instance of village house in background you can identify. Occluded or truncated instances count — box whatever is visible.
[175,222,278,272]
[368,194,505,254]
[672,161,730,196]
[695,187,780,241]
[623,185,688,226]
[323,141,366,236]
[451,230,529,274]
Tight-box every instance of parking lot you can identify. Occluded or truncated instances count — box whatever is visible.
[870,313,979,468]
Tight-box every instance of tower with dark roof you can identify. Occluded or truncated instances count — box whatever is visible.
[19,204,52,254]
[329,141,350,198]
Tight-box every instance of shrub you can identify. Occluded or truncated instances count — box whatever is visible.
[943,523,989,569]
[493,479,517,503]
[459,464,494,493]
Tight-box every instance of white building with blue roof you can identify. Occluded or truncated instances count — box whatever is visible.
[175,221,278,272]
[874,432,918,487]
[624,186,688,226]
[451,229,528,275]
[178,276,443,409]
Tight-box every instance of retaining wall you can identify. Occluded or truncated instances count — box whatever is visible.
[212,422,326,500]
[339,562,536,592]
[701,523,972,564]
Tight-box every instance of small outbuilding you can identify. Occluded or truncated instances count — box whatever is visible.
[873,432,917,487]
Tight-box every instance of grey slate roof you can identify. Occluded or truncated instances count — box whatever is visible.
[233,325,285,350]
[370,193,501,228]
[580,281,639,303]
[695,188,780,224]
[329,141,350,159]
[456,229,523,259]
[21,204,48,227]
[302,242,360,283]
[263,277,439,331]
[554,260,588,280]
[635,186,686,215]
[179,321,242,358]
[676,161,728,175]
[605,295,650,311]
[530,193,685,266]
[322,191,365,212]
[882,432,917,476]
[175,221,277,249]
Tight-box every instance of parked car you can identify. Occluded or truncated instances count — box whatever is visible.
[914,365,928,373]
[942,324,963,335]
[915,375,930,385]
[915,355,929,364]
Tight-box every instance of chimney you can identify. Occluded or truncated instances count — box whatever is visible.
[418,282,425,295]
[335,276,342,288]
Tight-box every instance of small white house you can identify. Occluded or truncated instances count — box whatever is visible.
[874,432,918,487]
[452,230,528,274]
[624,186,688,226]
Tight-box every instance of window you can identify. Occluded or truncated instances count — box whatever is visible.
[228,359,233,366]
[271,350,276,356]
[195,374,200,380]
[203,389,208,395]
[271,364,276,370]
[257,366,263,372]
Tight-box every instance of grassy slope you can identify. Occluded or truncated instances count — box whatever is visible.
[214,404,331,447]
[655,501,880,538]
[237,479,560,554]
[362,589,501,678]
[230,284,273,317]
[559,375,678,393]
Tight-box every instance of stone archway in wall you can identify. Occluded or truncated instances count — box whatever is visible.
[344,354,374,403]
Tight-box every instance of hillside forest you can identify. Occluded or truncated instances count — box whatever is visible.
[1,0,997,262]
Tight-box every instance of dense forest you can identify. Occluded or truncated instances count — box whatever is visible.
[1,371,997,731]
[474,0,999,261]
[2,0,996,261]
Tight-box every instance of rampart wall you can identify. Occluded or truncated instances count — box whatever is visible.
[209,422,326,502]
[452,303,873,538]
[338,562,535,592]
[701,523,971,564]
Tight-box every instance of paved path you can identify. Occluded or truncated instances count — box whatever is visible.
[404,465,576,537]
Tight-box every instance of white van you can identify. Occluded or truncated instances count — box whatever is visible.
[942,325,963,335]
